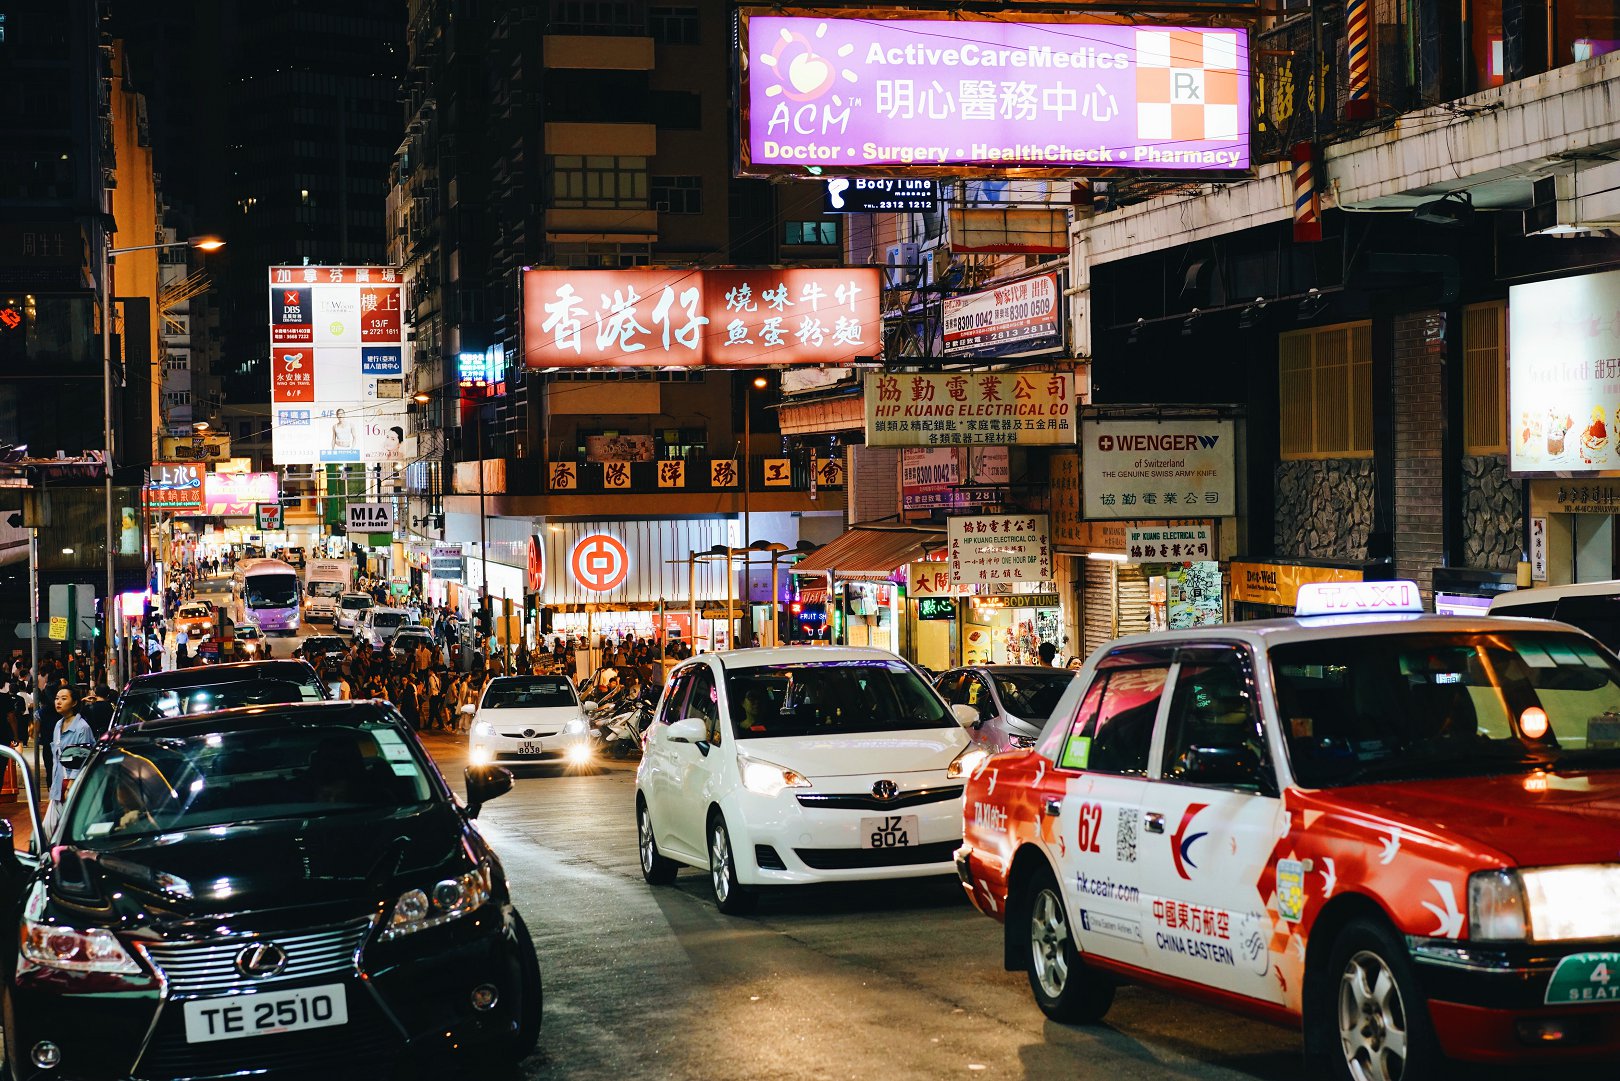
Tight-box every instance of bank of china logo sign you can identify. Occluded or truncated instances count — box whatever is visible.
[759,21,858,104]
[571,534,629,593]
[1134,30,1241,145]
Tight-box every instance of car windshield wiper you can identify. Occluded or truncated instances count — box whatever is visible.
[1547,746,1620,771]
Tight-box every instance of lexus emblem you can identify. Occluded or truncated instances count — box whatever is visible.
[871,779,899,801]
[235,942,289,980]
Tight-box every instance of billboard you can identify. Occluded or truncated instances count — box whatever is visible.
[942,272,1063,357]
[865,371,1076,446]
[267,266,411,465]
[1509,268,1620,476]
[147,463,204,509]
[739,14,1249,177]
[203,471,280,517]
[1080,418,1236,519]
[522,267,883,368]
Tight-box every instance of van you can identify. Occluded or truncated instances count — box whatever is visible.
[303,558,353,622]
[1488,580,1620,652]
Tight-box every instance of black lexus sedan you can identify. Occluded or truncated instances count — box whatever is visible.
[0,701,540,1080]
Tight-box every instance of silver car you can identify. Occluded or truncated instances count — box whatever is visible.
[933,665,1077,752]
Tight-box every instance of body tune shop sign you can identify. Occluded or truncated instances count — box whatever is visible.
[1081,419,1236,520]
[740,15,1249,175]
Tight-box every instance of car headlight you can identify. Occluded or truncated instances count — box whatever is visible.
[564,718,587,736]
[738,756,811,797]
[201,621,212,630]
[1467,870,1527,940]
[475,721,495,737]
[946,746,991,780]
[20,920,142,974]
[380,863,492,941]
[1521,865,1620,941]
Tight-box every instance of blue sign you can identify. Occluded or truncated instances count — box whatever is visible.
[361,346,402,375]
[276,409,312,427]
[458,348,501,387]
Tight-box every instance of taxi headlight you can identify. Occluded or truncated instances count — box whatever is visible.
[1520,865,1620,941]
[380,864,491,941]
[475,721,495,737]
[946,746,991,780]
[1467,870,1527,941]
[564,718,587,736]
[19,920,141,974]
[738,756,811,797]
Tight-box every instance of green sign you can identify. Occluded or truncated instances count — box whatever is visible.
[1545,952,1620,1005]
[917,597,956,620]
[1059,735,1091,770]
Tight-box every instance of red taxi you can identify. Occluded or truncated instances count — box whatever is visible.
[956,580,1620,1078]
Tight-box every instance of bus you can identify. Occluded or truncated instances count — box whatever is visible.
[235,558,302,635]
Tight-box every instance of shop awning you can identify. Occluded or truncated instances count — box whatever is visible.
[791,526,946,582]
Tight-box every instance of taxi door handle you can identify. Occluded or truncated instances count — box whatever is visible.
[1144,812,1166,834]
[1043,798,1062,817]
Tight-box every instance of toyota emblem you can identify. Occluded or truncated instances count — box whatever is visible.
[871,779,899,801]
[235,942,289,980]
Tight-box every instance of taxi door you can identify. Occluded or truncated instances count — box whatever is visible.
[1050,647,1175,967]
[1135,645,1288,1006]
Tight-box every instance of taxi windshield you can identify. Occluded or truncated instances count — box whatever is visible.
[1272,631,1620,787]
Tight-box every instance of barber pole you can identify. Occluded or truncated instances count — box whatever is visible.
[1345,0,1373,119]
[1291,142,1322,243]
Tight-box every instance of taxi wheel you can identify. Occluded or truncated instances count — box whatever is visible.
[1025,869,1113,1023]
[707,813,757,916]
[638,799,679,885]
[1311,918,1441,1081]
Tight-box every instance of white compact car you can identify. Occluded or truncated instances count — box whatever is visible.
[635,647,975,913]
[356,606,410,650]
[468,675,592,769]
[335,592,374,633]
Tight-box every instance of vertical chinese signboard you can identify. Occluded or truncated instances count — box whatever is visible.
[268,266,410,465]
[947,514,1051,586]
[522,267,882,368]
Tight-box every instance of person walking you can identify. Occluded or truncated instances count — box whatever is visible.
[45,686,94,838]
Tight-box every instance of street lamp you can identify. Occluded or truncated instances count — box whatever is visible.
[103,234,223,687]
[741,374,769,646]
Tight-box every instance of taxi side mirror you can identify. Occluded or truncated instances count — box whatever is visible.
[1177,745,1264,788]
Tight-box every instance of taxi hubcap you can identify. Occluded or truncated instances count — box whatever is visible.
[1338,950,1408,1081]
[1030,888,1070,998]
[710,826,731,902]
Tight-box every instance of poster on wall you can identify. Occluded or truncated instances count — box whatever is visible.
[267,266,412,466]
[585,434,656,462]
[1509,267,1620,476]
[1080,418,1236,519]
[738,14,1250,178]
[900,448,1007,512]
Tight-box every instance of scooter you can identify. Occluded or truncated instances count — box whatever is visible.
[582,693,654,759]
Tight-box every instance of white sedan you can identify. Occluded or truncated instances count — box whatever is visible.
[468,674,593,769]
[635,647,976,914]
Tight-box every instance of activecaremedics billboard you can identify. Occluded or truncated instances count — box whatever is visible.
[739,13,1249,177]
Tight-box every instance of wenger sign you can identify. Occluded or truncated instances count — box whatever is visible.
[739,14,1249,177]
[1081,419,1236,519]
[523,267,882,368]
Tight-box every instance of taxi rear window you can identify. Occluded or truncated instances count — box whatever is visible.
[1271,631,1620,787]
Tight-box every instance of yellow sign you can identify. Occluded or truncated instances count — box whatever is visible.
[48,616,68,641]
[710,459,739,488]
[1229,561,1363,608]
[762,458,793,487]
[548,462,577,491]
[656,461,685,488]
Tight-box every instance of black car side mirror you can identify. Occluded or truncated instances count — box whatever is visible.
[1177,745,1261,787]
[58,745,94,771]
[463,765,514,818]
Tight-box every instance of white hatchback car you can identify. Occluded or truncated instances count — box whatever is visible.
[635,647,975,913]
[468,674,593,769]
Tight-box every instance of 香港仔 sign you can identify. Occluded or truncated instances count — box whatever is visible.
[523,267,882,368]
[866,371,1076,447]
[947,514,1051,586]
[1081,419,1236,519]
[740,15,1249,176]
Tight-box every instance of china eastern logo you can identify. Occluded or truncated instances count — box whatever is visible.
[1170,802,1210,880]
[759,21,857,103]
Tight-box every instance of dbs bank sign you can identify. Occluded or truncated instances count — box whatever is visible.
[570,534,630,593]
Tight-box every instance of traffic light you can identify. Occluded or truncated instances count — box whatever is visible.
[476,604,492,635]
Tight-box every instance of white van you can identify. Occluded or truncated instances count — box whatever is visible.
[1489,580,1620,652]
[303,559,353,622]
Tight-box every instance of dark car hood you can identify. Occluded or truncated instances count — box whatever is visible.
[51,801,467,927]
[1306,768,1620,867]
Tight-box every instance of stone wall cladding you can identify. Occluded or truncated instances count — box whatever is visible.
[1461,454,1522,571]
[1274,459,1374,558]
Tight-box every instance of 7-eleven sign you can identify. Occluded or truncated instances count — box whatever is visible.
[256,503,283,531]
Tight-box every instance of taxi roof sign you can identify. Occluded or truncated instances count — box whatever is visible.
[1295,580,1424,618]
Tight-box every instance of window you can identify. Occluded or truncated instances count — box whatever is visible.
[686,666,721,744]
[1464,301,1507,454]
[651,175,702,214]
[550,155,648,209]
[1278,321,1373,459]
[1057,664,1170,775]
[550,241,651,268]
[1159,650,1273,791]
[649,5,699,44]
[650,90,701,130]
[550,1,646,36]
[784,221,838,246]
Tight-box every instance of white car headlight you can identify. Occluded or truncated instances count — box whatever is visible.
[1521,865,1620,941]
[564,718,587,736]
[380,864,492,941]
[475,721,495,737]
[20,921,142,975]
[738,756,811,797]
[946,746,991,780]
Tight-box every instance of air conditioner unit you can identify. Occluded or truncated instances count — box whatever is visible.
[920,249,936,286]
[884,243,920,289]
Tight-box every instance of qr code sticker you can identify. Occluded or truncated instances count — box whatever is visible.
[1116,808,1138,864]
